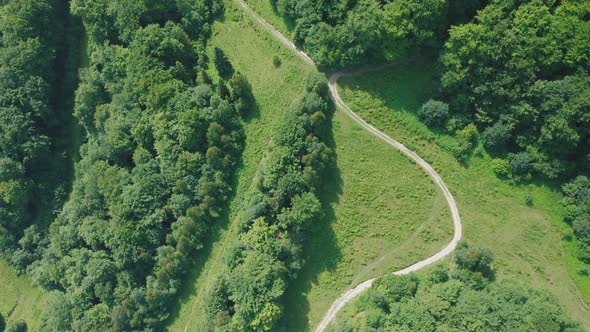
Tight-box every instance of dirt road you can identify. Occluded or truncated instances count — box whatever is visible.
[235,1,462,330]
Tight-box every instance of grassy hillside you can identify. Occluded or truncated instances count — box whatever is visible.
[336,62,590,328]
[168,1,452,330]
[0,260,53,330]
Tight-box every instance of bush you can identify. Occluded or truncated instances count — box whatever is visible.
[482,122,511,150]
[458,123,478,143]
[578,266,589,276]
[525,195,534,207]
[455,241,494,276]
[509,152,530,176]
[418,100,449,127]
[5,320,27,332]
[0,313,4,332]
[272,54,281,67]
[491,158,511,178]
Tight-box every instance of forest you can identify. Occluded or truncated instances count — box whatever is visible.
[337,242,582,331]
[2,0,251,330]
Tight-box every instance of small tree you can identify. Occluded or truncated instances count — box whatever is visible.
[0,312,5,332]
[418,100,449,127]
[482,122,511,150]
[509,152,530,176]
[229,72,254,115]
[455,241,494,275]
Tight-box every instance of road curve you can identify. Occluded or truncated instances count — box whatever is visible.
[234,0,462,330]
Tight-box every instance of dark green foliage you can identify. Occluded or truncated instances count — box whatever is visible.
[275,0,448,67]
[441,0,590,179]
[418,99,449,128]
[562,176,590,263]
[455,241,494,276]
[32,1,246,330]
[4,320,27,332]
[204,73,334,331]
[272,54,281,67]
[482,122,511,151]
[510,152,531,177]
[0,312,4,332]
[339,243,581,331]
[0,0,80,271]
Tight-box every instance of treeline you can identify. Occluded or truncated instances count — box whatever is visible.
[338,241,581,331]
[0,0,75,271]
[563,177,590,267]
[438,0,590,180]
[23,0,248,330]
[272,0,485,67]
[204,73,334,331]
[429,0,590,264]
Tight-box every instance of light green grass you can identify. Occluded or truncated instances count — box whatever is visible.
[0,260,53,330]
[244,0,295,36]
[168,1,452,331]
[335,62,590,329]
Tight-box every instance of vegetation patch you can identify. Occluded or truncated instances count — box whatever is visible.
[337,62,590,328]
[334,242,582,331]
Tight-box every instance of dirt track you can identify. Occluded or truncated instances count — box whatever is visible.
[235,1,462,330]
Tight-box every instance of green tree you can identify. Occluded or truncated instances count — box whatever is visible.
[418,100,449,128]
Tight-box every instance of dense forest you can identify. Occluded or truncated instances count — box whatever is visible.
[0,0,80,272]
[272,0,486,67]
[337,241,582,331]
[1,0,249,330]
[203,73,334,331]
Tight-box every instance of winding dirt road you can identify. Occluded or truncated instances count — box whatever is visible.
[235,0,462,330]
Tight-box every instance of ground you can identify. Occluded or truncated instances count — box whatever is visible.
[0,260,53,330]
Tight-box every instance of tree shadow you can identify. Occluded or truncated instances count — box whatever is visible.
[279,103,343,332]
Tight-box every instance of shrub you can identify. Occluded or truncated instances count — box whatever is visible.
[482,122,511,150]
[418,99,449,127]
[525,195,534,207]
[459,123,478,143]
[491,158,511,178]
[272,54,281,67]
[509,152,530,176]
[578,267,589,276]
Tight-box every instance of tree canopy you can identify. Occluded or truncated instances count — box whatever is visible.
[202,73,334,331]
[338,242,581,331]
[28,0,249,330]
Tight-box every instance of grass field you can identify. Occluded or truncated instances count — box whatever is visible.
[168,1,452,330]
[335,62,590,329]
[0,260,53,330]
